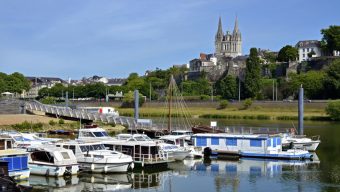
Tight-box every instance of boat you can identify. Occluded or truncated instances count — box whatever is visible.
[78,127,173,167]
[56,140,134,173]
[159,135,203,158]
[27,144,79,176]
[0,136,30,180]
[192,125,225,134]
[281,133,320,151]
[0,131,50,148]
[192,133,313,160]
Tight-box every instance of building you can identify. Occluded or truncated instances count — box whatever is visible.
[296,40,322,62]
[215,16,242,58]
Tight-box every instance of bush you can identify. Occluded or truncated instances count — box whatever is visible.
[58,119,65,124]
[326,100,340,120]
[49,120,56,126]
[219,100,229,109]
[241,98,253,110]
[200,95,210,101]
[40,96,57,104]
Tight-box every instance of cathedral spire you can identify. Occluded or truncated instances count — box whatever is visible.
[233,15,239,33]
[216,16,224,38]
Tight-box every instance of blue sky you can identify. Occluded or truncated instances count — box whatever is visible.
[0,0,339,79]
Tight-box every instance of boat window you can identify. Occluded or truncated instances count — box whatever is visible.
[92,144,104,150]
[93,155,104,159]
[62,145,69,150]
[61,152,70,159]
[93,132,104,137]
[164,140,175,145]
[80,145,90,152]
[31,151,54,163]
[13,136,25,141]
[81,131,95,137]
[69,146,76,154]
[250,139,262,147]
[226,138,237,146]
[135,136,145,141]
[102,132,109,136]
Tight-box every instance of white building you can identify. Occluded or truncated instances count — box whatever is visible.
[296,40,322,62]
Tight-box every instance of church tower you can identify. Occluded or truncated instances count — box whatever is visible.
[214,16,242,57]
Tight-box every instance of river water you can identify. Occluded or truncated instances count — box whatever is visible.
[30,120,340,192]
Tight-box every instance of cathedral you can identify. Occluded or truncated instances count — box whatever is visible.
[215,16,242,58]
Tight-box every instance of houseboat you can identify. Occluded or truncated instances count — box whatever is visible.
[78,127,173,167]
[56,140,134,173]
[0,131,49,148]
[27,145,79,176]
[192,133,313,160]
[0,136,30,180]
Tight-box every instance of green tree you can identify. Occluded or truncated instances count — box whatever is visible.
[325,100,340,120]
[215,75,237,99]
[121,91,145,108]
[321,25,340,54]
[324,59,340,99]
[277,45,298,62]
[244,48,262,99]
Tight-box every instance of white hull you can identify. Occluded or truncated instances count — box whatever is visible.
[79,162,132,173]
[169,151,190,161]
[29,163,79,176]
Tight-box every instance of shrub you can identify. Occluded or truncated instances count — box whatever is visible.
[200,95,210,101]
[49,120,56,126]
[241,98,253,110]
[326,100,340,121]
[58,119,65,124]
[219,100,229,109]
[40,96,56,104]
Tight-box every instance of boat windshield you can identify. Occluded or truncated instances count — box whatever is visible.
[133,135,153,141]
[13,136,30,141]
[80,144,105,152]
[93,132,109,137]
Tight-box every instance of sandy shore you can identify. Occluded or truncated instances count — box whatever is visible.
[0,114,71,126]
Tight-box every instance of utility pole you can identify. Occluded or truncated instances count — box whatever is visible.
[211,84,214,102]
[275,82,278,101]
[149,82,152,102]
[238,76,241,102]
[272,80,275,101]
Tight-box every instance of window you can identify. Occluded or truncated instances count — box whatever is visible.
[303,54,305,58]
[267,139,271,147]
[69,146,75,154]
[276,138,281,145]
[93,132,105,137]
[226,138,237,146]
[196,137,207,147]
[61,152,70,159]
[307,48,309,52]
[273,138,277,147]
[211,137,219,145]
[250,139,262,147]
[311,48,314,51]
[303,48,305,52]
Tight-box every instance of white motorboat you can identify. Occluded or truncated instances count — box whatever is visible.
[27,145,79,176]
[281,133,320,151]
[56,141,134,173]
[159,135,203,159]
[0,131,51,148]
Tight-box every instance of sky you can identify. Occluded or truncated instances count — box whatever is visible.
[0,0,339,80]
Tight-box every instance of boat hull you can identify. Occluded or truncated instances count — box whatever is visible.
[29,163,79,176]
[8,169,30,180]
[79,162,133,173]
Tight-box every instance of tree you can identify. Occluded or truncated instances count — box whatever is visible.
[325,100,340,120]
[215,75,237,99]
[321,25,340,55]
[277,45,298,62]
[244,48,262,99]
[307,50,316,58]
[324,59,340,98]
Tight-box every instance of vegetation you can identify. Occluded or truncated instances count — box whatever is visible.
[277,45,298,62]
[121,91,145,108]
[325,100,340,120]
[218,100,229,109]
[321,25,340,54]
[215,75,237,99]
[0,72,30,94]
[242,98,253,110]
[244,48,262,99]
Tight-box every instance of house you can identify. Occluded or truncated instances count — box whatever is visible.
[296,40,322,62]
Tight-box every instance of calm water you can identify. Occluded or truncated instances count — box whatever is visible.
[30,120,340,192]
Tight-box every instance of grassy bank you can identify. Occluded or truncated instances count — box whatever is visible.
[117,102,331,121]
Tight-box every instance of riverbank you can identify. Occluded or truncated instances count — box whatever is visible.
[117,102,331,121]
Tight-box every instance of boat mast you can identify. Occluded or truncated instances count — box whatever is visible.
[168,75,173,132]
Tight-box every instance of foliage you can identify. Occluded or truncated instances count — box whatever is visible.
[0,72,31,94]
[244,48,262,99]
[49,120,56,126]
[324,59,340,99]
[58,119,65,124]
[218,100,229,109]
[11,121,43,131]
[325,100,340,120]
[121,91,145,108]
[215,75,237,99]
[241,98,253,110]
[277,45,298,62]
[307,50,316,58]
[288,71,326,99]
[40,96,57,104]
[321,25,340,54]
[180,78,211,96]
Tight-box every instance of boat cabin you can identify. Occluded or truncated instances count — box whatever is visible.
[78,127,111,140]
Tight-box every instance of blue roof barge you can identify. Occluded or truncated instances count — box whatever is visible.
[192,133,313,160]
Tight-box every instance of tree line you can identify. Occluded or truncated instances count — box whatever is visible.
[0,72,30,94]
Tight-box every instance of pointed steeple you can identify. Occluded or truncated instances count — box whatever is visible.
[216,16,224,39]
[233,15,239,33]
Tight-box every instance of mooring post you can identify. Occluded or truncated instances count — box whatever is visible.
[134,90,139,122]
[298,85,304,135]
